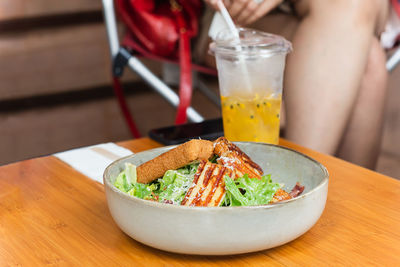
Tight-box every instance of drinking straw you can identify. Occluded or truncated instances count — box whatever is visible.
[216,0,252,91]
[216,1,239,38]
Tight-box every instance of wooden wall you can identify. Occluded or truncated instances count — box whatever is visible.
[0,0,150,100]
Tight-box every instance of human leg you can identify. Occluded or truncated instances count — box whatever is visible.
[284,0,388,155]
[336,37,388,169]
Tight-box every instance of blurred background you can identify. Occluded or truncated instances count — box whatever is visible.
[0,0,399,178]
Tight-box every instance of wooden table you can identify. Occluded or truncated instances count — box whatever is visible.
[1,138,399,265]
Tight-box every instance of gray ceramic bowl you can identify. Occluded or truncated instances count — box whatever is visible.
[103,142,329,255]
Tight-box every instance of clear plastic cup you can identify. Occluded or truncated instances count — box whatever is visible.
[210,28,292,144]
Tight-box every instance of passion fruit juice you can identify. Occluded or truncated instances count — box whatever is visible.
[221,95,281,144]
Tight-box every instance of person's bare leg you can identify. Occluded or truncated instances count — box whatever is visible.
[337,37,388,169]
[284,0,388,155]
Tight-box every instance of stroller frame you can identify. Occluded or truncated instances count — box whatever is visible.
[102,0,204,123]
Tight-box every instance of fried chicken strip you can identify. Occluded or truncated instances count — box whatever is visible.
[137,139,213,184]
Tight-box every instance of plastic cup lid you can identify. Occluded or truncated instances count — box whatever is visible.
[210,27,292,57]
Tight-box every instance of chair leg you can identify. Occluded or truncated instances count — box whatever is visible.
[102,0,119,58]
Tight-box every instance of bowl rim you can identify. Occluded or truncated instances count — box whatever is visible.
[103,141,329,211]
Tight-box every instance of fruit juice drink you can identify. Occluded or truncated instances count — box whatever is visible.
[210,28,291,144]
[221,94,281,143]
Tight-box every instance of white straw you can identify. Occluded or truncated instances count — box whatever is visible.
[216,0,252,92]
[216,1,239,38]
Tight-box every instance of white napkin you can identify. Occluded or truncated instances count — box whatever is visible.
[54,143,133,184]
[208,12,227,41]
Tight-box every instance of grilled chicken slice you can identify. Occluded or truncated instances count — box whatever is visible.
[270,183,305,203]
[181,160,233,207]
[213,137,263,179]
[270,188,292,203]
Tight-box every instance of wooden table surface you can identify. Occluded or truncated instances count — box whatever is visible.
[1,138,399,266]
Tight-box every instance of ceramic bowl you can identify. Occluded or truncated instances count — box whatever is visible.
[103,142,329,255]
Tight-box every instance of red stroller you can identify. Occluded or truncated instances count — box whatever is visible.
[102,0,218,138]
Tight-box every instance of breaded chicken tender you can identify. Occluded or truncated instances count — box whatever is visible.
[137,139,213,184]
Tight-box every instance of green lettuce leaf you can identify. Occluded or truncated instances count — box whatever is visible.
[113,161,199,204]
[223,174,281,206]
[114,165,133,192]
[114,163,156,200]
[157,162,199,204]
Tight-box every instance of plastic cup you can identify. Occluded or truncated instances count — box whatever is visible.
[210,28,292,144]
